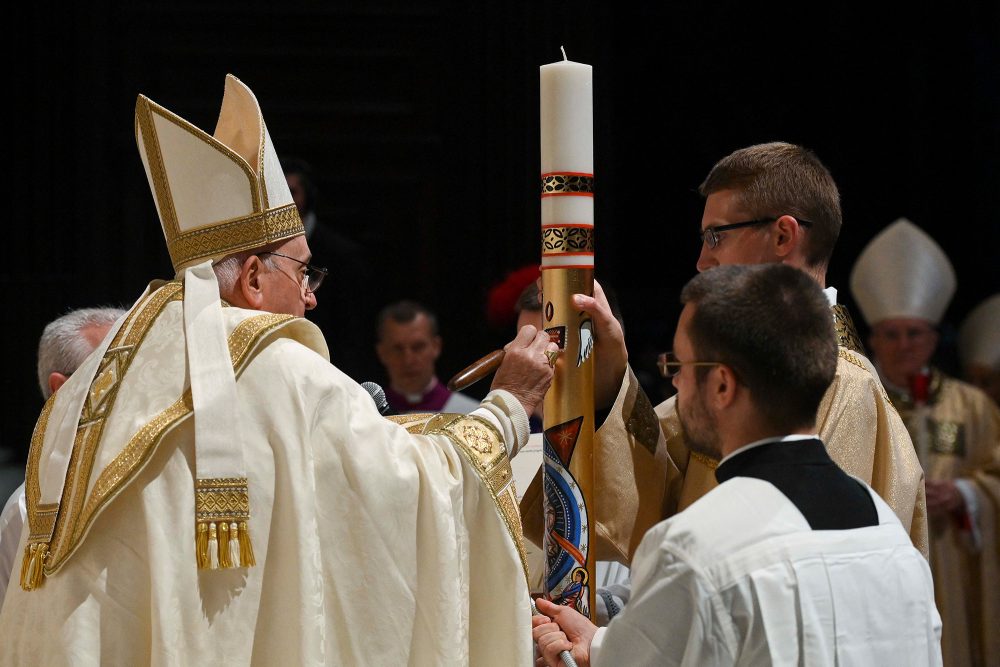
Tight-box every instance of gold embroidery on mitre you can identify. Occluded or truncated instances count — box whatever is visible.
[134,95,303,272]
[135,97,261,241]
[168,204,302,271]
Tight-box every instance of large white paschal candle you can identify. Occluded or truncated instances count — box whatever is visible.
[539,48,597,622]
[540,50,593,270]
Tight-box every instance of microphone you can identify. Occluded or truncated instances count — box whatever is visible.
[361,381,395,416]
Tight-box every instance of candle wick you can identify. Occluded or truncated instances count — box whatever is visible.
[560,46,568,61]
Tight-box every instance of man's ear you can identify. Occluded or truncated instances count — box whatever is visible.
[238,255,267,310]
[48,371,69,396]
[709,364,739,409]
[773,215,805,261]
[431,335,442,360]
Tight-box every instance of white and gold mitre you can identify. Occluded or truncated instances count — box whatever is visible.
[849,218,957,326]
[135,74,303,272]
[959,294,1000,369]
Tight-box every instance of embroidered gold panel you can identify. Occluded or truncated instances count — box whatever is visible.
[28,297,296,579]
[832,304,866,356]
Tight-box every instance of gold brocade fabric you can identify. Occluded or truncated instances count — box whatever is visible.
[889,372,1000,667]
[831,304,867,356]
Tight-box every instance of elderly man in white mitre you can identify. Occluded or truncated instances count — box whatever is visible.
[851,218,1000,667]
[0,75,555,666]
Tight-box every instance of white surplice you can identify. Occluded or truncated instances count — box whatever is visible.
[590,477,942,666]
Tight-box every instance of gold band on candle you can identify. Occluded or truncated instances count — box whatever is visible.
[541,173,595,196]
[542,225,595,254]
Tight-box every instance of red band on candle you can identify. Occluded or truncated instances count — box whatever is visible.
[540,264,595,271]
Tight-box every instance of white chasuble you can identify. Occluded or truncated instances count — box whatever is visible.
[0,282,532,666]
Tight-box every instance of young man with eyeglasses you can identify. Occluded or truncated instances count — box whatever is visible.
[532,264,941,666]
[518,142,927,595]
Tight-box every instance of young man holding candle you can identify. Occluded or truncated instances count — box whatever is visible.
[532,264,941,666]
[520,142,927,607]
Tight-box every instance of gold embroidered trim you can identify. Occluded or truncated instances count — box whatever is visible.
[43,282,184,572]
[541,174,594,195]
[195,478,255,570]
[689,449,720,470]
[542,226,595,255]
[38,309,295,579]
[168,204,302,270]
[625,381,660,456]
[24,396,56,543]
[424,414,529,578]
[832,304,866,356]
[77,313,293,562]
[392,414,530,579]
[196,477,251,521]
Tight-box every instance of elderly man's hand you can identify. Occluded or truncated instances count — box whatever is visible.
[491,325,558,419]
[572,280,628,409]
[532,598,595,667]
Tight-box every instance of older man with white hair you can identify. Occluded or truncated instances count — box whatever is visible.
[0,307,124,608]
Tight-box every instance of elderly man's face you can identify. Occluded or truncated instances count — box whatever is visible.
[376,314,442,394]
[869,318,939,386]
[258,235,317,318]
[697,189,778,272]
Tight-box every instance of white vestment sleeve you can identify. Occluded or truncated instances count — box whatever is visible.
[593,528,736,666]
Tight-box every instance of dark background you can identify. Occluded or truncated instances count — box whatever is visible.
[4,2,998,466]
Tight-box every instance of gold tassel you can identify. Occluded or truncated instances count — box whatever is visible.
[227,522,241,568]
[19,543,35,589]
[208,522,219,570]
[196,522,209,569]
[20,543,48,591]
[238,521,255,567]
[218,521,232,568]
